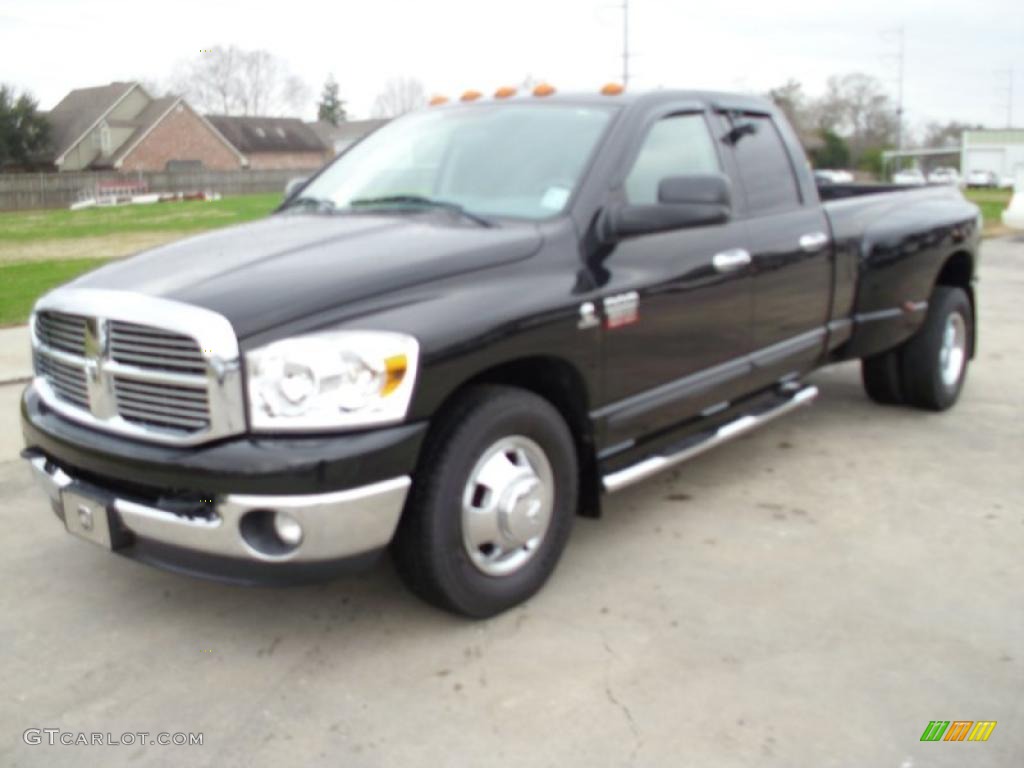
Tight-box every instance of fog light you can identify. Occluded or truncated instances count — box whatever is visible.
[273,511,303,547]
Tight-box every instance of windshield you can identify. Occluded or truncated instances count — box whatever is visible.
[296,103,616,221]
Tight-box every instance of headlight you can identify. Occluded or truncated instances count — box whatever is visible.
[246,331,419,431]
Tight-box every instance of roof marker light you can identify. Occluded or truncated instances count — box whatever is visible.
[601,83,625,96]
[428,95,449,106]
[460,90,483,101]
[494,86,517,99]
[532,83,556,97]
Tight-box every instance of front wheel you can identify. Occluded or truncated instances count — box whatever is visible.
[392,386,578,618]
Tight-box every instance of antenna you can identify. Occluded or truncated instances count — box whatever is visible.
[622,0,630,87]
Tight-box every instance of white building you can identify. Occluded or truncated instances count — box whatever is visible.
[961,129,1024,181]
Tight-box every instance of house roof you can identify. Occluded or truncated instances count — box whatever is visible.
[205,115,329,154]
[307,119,389,147]
[103,96,180,165]
[46,82,139,162]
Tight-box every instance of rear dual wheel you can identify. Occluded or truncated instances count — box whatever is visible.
[861,286,972,411]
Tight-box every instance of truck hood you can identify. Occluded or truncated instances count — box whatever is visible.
[69,213,543,338]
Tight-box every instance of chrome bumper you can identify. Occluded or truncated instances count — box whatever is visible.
[26,454,410,564]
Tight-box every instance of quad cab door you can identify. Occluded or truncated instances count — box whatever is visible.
[594,106,754,449]
[717,108,833,389]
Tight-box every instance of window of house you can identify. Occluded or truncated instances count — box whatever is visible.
[275,127,287,139]
[625,113,720,204]
[254,127,266,138]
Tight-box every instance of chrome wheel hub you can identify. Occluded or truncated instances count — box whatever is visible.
[939,312,967,389]
[461,436,555,577]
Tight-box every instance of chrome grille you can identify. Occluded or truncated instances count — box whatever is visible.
[110,321,206,375]
[35,311,87,355]
[30,290,245,446]
[34,351,89,408]
[114,377,210,431]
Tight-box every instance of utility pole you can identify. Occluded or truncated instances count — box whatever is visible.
[1012,68,1017,127]
[895,26,905,151]
[622,0,630,87]
[882,26,906,151]
[996,67,1014,127]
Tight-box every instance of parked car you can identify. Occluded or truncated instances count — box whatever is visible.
[22,89,981,617]
[813,169,854,184]
[893,168,926,186]
[927,167,960,186]
[966,169,1000,188]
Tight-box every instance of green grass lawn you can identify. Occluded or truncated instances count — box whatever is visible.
[0,193,280,243]
[963,187,1012,230]
[0,193,281,326]
[0,258,110,325]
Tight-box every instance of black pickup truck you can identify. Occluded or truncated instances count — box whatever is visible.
[22,89,980,617]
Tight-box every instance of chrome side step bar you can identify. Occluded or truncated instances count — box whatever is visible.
[602,385,819,493]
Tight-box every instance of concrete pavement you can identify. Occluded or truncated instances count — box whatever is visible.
[0,238,1021,767]
[0,325,30,385]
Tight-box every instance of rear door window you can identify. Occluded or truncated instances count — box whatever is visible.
[728,115,801,215]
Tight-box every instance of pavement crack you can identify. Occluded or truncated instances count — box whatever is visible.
[601,633,641,765]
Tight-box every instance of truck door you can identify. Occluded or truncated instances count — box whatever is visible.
[722,110,833,387]
[596,109,754,447]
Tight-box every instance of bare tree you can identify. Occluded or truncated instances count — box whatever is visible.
[767,79,812,135]
[814,73,899,162]
[921,120,983,149]
[371,78,427,118]
[171,46,311,116]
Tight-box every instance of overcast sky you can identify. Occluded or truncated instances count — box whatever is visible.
[3,0,1023,134]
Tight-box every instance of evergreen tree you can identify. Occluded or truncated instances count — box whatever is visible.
[317,75,347,125]
[0,85,51,169]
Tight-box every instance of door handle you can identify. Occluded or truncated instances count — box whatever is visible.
[799,232,829,252]
[712,248,752,273]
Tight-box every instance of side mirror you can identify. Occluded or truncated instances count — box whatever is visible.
[283,176,308,201]
[601,174,731,241]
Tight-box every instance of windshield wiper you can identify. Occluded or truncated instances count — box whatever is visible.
[348,195,493,227]
[281,195,337,213]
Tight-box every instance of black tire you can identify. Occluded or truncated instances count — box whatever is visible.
[899,286,972,411]
[392,385,578,618]
[861,347,905,405]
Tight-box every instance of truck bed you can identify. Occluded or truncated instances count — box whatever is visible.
[819,183,978,361]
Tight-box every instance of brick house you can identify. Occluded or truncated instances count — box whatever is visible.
[205,116,332,170]
[45,82,246,172]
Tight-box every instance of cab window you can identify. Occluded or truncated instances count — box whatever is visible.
[625,114,720,204]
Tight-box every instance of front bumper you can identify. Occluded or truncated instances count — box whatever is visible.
[21,386,426,585]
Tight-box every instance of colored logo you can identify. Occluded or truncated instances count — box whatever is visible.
[920,721,996,742]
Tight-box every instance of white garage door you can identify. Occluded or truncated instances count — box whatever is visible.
[964,148,1006,176]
